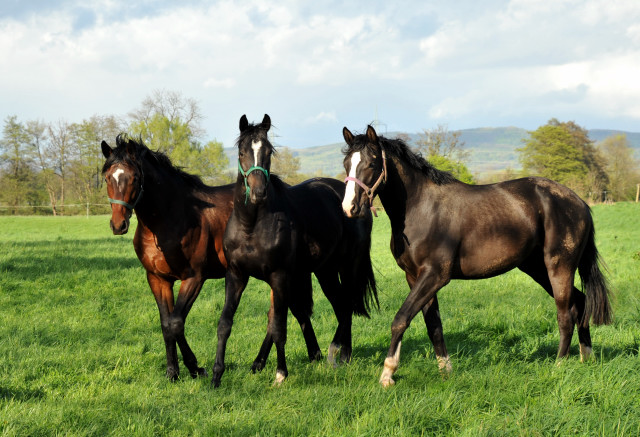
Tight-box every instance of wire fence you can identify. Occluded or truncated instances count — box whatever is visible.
[0,203,113,217]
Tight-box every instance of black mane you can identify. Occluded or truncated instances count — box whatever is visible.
[102,134,209,189]
[344,133,457,185]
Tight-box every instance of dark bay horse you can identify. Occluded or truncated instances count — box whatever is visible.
[101,135,325,380]
[341,125,612,387]
[211,115,378,387]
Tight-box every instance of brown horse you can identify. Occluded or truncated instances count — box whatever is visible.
[341,125,612,387]
[101,135,325,380]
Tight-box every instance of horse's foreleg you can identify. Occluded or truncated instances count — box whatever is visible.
[252,289,275,373]
[147,273,179,380]
[211,269,248,388]
[173,277,206,378]
[381,268,449,387]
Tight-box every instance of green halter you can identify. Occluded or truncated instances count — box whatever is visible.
[238,160,270,204]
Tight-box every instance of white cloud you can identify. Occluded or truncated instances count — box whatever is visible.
[1,0,640,148]
[305,111,338,124]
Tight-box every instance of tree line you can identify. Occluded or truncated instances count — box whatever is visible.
[1,91,638,215]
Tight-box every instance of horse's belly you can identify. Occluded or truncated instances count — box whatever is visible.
[458,240,530,279]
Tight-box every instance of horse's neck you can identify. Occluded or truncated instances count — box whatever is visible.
[379,156,433,231]
[134,165,178,228]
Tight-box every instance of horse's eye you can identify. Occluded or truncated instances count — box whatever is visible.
[239,151,244,158]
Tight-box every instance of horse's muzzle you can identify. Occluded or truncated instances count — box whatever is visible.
[110,218,129,235]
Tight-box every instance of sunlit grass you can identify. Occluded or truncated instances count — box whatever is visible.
[1,204,639,435]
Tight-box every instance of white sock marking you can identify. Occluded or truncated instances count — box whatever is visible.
[252,140,262,167]
[274,370,286,385]
[342,152,361,215]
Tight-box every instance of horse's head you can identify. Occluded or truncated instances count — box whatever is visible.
[236,114,274,205]
[342,125,387,218]
[101,135,145,235]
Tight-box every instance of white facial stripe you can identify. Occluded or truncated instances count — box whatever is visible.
[113,168,125,185]
[342,152,361,214]
[251,140,262,167]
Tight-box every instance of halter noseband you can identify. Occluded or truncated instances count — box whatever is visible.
[344,148,387,217]
[238,159,270,205]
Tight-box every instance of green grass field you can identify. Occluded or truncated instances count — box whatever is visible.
[1,204,639,436]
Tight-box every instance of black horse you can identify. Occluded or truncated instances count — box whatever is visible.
[211,115,378,387]
[341,125,612,387]
[101,135,325,380]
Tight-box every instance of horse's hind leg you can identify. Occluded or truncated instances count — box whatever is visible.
[520,255,587,361]
[422,296,451,374]
[317,271,352,366]
[288,273,322,363]
[570,288,592,361]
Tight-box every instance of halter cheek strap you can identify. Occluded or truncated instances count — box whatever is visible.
[108,186,144,211]
[344,148,387,217]
[238,159,270,204]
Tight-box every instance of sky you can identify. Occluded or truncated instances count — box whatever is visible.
[1,0,639,148]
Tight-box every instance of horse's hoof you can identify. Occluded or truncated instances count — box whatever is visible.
[380,377,395,388]
[166,369,180,381]
[190,367,208,378]
[251,360,266,373]
[310,350,323,363]
[273,370,287,386]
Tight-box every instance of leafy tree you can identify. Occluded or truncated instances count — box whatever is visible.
[428,154,475,184]
[72,115,125,212]
[416,124,470,163]
[0,116,37,212]
[414,125,475,184]
[517,120,610,199]
[47,120,74,214]
[272,147,302,183]
[129,91,228,182]
[599,134,640,201]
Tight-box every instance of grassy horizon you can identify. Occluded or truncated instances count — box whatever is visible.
[1,204,639,435]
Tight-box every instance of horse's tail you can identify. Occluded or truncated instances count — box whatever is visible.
[578,214,613,327]
[344,221,379,318]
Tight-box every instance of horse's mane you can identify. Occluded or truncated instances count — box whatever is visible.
[344,133,457,185]
[102,134,209,189]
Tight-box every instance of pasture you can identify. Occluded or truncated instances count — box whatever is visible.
[1,203,639,436]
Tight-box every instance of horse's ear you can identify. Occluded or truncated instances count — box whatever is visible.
[366,125,378,144]
[239,115,249,132]
[101,141,112,158]
[343,127,354,146]
[261,114,271,131]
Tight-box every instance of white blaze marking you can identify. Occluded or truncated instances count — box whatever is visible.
[342,152,361,215]
[252,140,262,167]
[113,168,125,185]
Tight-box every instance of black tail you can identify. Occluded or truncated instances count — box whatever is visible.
[343,219,379,318]
[578,218,612,327]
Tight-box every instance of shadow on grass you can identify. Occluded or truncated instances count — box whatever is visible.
[0,386,46,401]
[351,322,634,366]
[0,238,140,278]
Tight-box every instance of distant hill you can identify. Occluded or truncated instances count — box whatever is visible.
[224,127,640,179]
